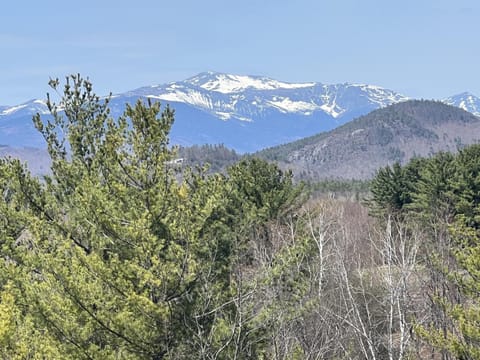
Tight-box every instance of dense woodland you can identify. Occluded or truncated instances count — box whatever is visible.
[177,144,241,174]
[0,76,479,359]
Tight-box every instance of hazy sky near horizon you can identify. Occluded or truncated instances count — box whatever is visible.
[1,0,479,104]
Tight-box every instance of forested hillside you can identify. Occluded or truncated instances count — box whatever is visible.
[0,77,478,359]
[176,144,241,173]
[258,100,480,180]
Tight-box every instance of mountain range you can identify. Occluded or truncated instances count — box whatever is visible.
[2,72,480,180]
[2,71,480,153]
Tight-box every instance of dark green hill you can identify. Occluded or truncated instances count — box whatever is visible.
[176,144,241,173]
[257,100,480,180]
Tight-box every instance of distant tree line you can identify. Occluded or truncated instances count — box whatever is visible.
[177,143,241,173]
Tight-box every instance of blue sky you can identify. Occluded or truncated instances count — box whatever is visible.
[1,0,479,105]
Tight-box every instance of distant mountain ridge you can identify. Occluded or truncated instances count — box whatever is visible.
[1,72,480,153]
[258,100,480,180]
[444,92,480,116]
[134,72,408,120]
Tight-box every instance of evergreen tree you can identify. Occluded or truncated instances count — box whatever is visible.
[417,220,480,359]
[0,75,308,359]
[368,161,420,219]
[409,152,456,226]
[450,144,480,231]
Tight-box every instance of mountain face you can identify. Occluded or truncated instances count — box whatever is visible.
[139,72,408,121]
[258,100,480,180]
[443,92,480,117]
[0,100,50,148]
[1,72,410,152]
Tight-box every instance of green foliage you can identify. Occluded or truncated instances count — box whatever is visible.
[409,152,456,224]
[226,158,302,222]
[0,75,308,359]
[307,178,370,195]
[369,144,480,358]
[370,144,480,226]
[177,143,241,173]
[450,144,480,230]
[417,220,480,359]
[368,161,417,217]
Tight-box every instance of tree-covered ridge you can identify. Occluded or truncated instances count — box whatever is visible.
[257,100,480,180]
[260,100,479,161]
[176,144,241,173]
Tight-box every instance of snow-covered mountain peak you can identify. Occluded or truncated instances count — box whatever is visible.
[444,92,480,117]
[356,84,409,105]
[0,99,49,116]
[185,72,315,94]
[122,73,413,121]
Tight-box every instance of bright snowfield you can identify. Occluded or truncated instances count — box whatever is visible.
[444,92,480,117]
[144,72,410,121]
[0,99,49,116]
[193,73,315,93]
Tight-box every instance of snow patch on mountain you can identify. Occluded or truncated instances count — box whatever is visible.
[444,92,480,117]
[351,84,410,105]
[148,89,213,110]
[320,102,345,118]
[215,111,231,120]
[267,98,319,114]
[0,99,49,116]
[1,104,28,115]
[187,72,315,94]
